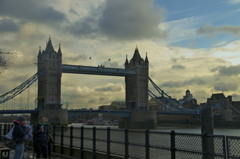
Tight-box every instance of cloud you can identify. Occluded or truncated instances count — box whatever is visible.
[197,23,240,37]
[0,18,19,33]
[214,82,239,91]
[171,64,186,70]
[67,0,167,40]
[161,76,207,88]
[98,0,167,40]
[210,65,240,76]
[0,0,66,24]
[227,0,240,4]
[95,84,122,92]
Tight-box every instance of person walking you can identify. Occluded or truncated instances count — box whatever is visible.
[12,115,27,159]
[33,116,50,158]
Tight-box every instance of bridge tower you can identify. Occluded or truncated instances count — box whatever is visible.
[120,47,157,129]
[31,38,67,125]
[37,37,62,109]
[125,47,149,110]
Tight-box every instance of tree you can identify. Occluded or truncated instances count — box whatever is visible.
[0,48,13,74]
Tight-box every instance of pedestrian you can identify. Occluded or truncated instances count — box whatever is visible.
[33,116,50,158]
[46,118,53,159]
[12,115,27,159]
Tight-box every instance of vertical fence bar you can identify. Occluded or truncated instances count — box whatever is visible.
[170,130,176,159]
[107,127,111,159]
[80,126,84,159]
[93,127,96,159]
[70,126,73,156]
[223,136,227,159]
[52,126,56,153]
[125,128,129,159]
[61,126,64,154]
[145,129,150,159]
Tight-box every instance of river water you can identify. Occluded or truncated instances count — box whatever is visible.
[70,123,240,136]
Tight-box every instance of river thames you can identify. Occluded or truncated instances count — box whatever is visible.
[70,123,240,136]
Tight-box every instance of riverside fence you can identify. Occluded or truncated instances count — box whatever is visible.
[1,124,240,159]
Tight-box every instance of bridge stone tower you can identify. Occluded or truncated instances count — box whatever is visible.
[31,38,68,125]
[125,47,149,110]
[120,47,157,129]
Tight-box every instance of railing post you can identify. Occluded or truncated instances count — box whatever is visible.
[61,126,64,154]
[124,128,129,159]
[93,127,96,159]
[52,126,56,153]
[107,127,111,159]
[3,124,7,141]
[202,131,214,159]
[80,126,84,159]
[170,130,176,159]
[70,126,73,156]
[145,129,150,159]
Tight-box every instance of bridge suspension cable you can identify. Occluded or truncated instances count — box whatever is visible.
[148,77,223,113]
[228,103,240,114]
[0,72,43,104]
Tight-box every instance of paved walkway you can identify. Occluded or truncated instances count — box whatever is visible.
[2,147,78,159]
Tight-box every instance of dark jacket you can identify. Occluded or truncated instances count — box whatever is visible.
[33,123,50,142]
[12,121,27,144]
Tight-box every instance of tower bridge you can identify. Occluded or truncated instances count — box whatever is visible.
[1,38,239,128]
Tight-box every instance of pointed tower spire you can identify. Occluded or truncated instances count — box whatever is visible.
[38,46,41,56]
[125,54,129,67]
[132,46,141,61]
[58,43,62,54]
[45,36,54,52]
[145,52,149,65]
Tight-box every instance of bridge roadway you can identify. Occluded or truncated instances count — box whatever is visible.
[62,64,136,76]
[0,109,203,117]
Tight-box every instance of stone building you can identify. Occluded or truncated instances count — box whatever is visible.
[37,37,62,110]
[206,93,233,121]
[178,89,198,108]
[125,47,149,110]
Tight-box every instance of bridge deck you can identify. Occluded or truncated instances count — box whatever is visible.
[62,64,136,76]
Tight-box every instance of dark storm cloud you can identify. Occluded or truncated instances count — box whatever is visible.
[67,16,99,38]
[67,0,167,40]
[95,85,122,92]
[197,23,240,37]
[214,82,239,91]
[98,0,167,40]
[171,64,186,70]
[0,0,66,24]
[161,77,207,88]
[210,65,240,76]
[0,18,19,33]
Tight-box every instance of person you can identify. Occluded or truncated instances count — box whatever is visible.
[33,116,50,158]
[46,118,53,159]
[12,115,27,159]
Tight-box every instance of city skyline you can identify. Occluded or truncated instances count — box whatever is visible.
[0,0,240,109]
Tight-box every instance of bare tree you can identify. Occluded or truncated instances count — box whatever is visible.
[0,48,13,74]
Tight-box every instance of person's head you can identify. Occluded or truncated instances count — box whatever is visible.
[39,116,46,123]
[17,115,26,125]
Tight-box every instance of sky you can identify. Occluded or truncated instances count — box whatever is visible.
[0,0,240,110]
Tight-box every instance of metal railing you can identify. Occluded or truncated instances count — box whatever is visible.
[1,124,240,159]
